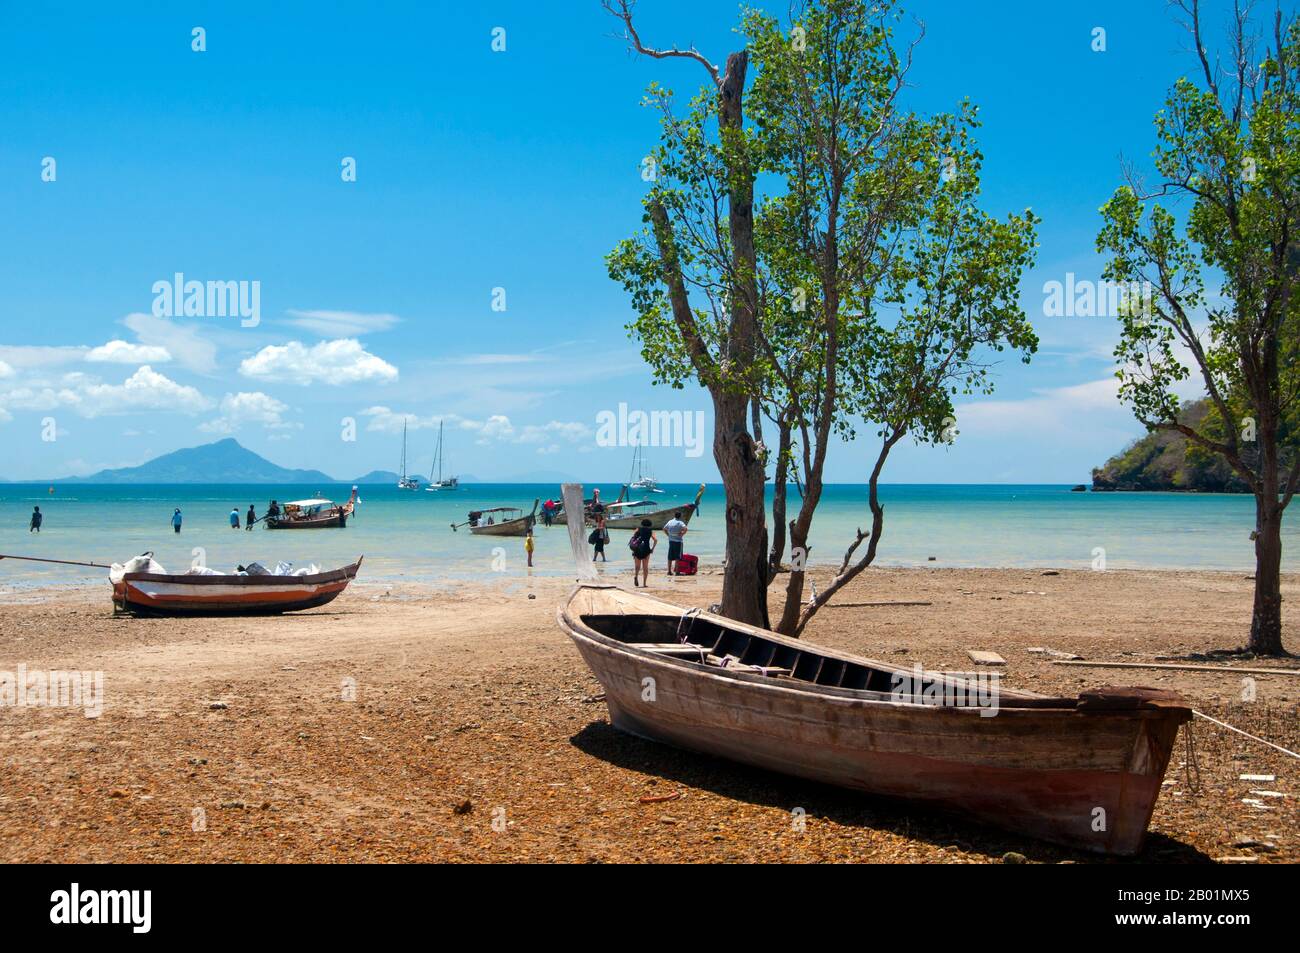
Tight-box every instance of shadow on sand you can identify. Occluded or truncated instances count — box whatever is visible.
[570,721,1211,864]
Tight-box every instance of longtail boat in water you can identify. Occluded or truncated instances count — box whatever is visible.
[602,483,705,530]
[452,499,538,536]
[558,582,1190,855]
[264,487,358,529]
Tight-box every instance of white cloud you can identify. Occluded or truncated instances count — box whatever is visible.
[285,309,400,337]
[200,391,295,433]
[86,340,172,364]
[476,415,515,442]
[123,312,218,374]
[240,339,398,386]
[360,407,591,448]
[0,345,87,370]
[437,353,542,366]
[0,365,210,418]
[80,366,211,416]
[0,360,12,378]
[517,420,592,444]
[954,379,1122,435]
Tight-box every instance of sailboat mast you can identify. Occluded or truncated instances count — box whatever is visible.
[400,420,408,479]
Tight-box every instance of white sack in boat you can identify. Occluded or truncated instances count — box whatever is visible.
[183,566,225,576]
[109,553,166,583]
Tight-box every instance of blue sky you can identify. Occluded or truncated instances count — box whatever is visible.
[0,0,1278,482]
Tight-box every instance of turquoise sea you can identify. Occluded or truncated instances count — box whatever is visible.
[0,482,1293,590]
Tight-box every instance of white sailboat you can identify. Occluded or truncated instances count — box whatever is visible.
[397,420,420,490]
[425,420,459,491]
[628,443,663,493]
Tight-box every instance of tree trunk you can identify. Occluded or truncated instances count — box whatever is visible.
[716,403,770,627]
[768,416,792,576]
[711,49,769,627]
[1250,489,1286,655]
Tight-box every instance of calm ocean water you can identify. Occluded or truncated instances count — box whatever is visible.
[0,482,1293,590]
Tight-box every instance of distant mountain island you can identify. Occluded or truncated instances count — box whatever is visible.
[24,439,575,485]
[47,439,399,485]
[352,470,403,485]
[1092,399,1248,492]
[53,438,332,485]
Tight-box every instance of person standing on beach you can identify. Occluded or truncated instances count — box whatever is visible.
[525,527,535,567]
[590,514,608,562]
[29,506,42,533]
[246,504,256,530]
[172,508,183,534]
[630,519,656,587]
[229,507,240,530]
[663,511,687,576]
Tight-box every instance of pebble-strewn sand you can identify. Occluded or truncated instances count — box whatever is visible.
[0,566,1296,863]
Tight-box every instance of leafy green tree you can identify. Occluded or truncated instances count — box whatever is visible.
[1097,0,1300,655]
[606,0,1036,634]
[745,2,1037,634]
[604,0,771,626]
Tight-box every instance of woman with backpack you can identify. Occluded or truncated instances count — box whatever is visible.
[629,518,656,587]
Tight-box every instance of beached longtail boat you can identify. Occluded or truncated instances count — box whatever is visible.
[603,483,705,530]
[558,581,1191,855]
[452,500,538,536]
[265,487,358,529]
[111,557,363,616]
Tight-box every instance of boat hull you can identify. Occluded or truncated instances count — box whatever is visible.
[603,507,695,530]
[468,515,535,537]
[603,484,705,530]
[560,585,1188,855]
[264,513,347,529]
[113,559,362,616]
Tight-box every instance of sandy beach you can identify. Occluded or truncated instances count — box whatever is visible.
[1,566,1296,864]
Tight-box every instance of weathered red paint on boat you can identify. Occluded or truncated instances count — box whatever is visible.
[558,583,1190,855]
[112,558,363,616]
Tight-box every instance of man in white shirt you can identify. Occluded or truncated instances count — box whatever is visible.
[663,511,688,576]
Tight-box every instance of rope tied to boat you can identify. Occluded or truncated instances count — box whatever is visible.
[1192,708,1300,761]
[1183,720,1202,793]
[676,607,700,644]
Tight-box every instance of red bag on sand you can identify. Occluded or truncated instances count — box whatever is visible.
[676,553,698,576]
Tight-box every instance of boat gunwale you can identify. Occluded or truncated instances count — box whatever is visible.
[558,583,1190,718]
[121,558,362,587]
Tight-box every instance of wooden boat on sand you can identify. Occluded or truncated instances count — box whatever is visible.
[558,583,1191,855]
[112,557,363,616]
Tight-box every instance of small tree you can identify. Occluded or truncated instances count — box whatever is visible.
[746,1,1039,635]
[608,0,1037,635]
[1097,0,1300,656]
[604,0,772,627]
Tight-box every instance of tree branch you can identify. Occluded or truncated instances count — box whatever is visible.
[602,0,721,86]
